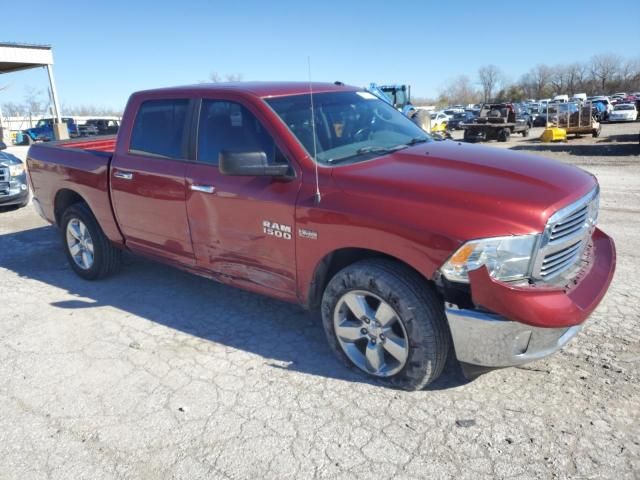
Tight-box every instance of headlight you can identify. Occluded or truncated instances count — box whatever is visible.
[9,164,25,177]
[440,234,538,283]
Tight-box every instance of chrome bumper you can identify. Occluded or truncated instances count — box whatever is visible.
[445,304,582,367]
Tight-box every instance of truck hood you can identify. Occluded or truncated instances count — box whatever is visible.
[330,140,596,241]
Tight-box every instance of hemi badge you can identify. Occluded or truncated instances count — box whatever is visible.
[298,228,318,240]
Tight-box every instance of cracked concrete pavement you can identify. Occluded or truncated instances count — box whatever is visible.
[1,123,639,479]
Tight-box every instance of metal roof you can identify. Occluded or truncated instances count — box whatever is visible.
[0,42,53,74]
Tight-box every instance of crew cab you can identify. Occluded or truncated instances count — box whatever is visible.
[26,82,616,389]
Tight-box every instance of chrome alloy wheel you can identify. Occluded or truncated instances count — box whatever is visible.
[66,218,94,270]
[333,290,409,377]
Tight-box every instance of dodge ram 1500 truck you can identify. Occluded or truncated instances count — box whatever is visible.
[26,82,616,390]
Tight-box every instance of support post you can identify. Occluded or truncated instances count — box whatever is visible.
[46,64,68,140]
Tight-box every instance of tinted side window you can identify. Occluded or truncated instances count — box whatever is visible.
[130,99,189,159]
[197,100,284,165]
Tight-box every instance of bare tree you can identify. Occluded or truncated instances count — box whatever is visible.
[208,72,243,83]
[528,64,553,99]
[565,62,589,94]
[478,65,502,102]
[1,102,26,116]
[61,103,123,116]
[439,75,480,106]
[224,73,243,82]
[24,86,46,115]
[590,54,621,92]
[549,65,569,95]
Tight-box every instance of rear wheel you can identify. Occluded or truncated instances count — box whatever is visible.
[498,128,511,142]
[61,203,121,280]
[321,259,451,390]
[522,127,530,137]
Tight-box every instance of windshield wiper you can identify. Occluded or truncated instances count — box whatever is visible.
[326,145,405,164]
[405,136,429,146]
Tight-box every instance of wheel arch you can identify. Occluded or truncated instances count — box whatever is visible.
[54,189,88,226]
[306,247,433,310]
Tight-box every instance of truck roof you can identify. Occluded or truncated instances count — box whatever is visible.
[133,81,359,99]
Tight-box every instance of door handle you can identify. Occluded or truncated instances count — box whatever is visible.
[189,184,216,194]
[114,171,134,180]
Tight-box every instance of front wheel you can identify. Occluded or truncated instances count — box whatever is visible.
[592,125,601,138]
[61,203,122,280]
[522,127,530,137]
[321,259,451,390]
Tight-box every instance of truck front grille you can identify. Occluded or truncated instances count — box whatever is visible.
[0,166,9,195]
[532,187,599,282]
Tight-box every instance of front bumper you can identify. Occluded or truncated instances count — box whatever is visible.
[0,175,29,206]
[445,228,615,367]
[446,305,582,367]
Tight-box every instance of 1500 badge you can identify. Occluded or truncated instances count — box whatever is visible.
[263,220,292,240]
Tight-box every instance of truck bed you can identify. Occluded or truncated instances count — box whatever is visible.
[26,135,123,244]
[52,135,117,153]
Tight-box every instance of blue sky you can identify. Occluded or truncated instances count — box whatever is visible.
[1,0,638,111]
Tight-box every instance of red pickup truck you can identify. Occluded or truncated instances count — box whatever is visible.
[26,82,616,389]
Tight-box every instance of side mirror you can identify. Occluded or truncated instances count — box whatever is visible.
[219,150,290,177]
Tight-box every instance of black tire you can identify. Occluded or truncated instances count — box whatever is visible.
[321,259,451,390]
[463,129,476,143]
[22,135,33,146]
[61,203,121,280]
[592,126,601,138]
[498,128,510,142]
[522,127,530,137]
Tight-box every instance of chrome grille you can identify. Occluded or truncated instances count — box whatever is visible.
[549,206,588,242]
[539,240,582,278]
[0,166,9,195]
[532,187,599,282]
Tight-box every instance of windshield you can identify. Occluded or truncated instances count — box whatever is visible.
[266,91,431,165]
[35,119,52,128]
[380,87,408,107]
[614,104,634,110]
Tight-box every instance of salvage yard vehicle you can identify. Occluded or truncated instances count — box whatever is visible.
[85,118,120,135]
[546,102,602,137]
[608,103,638,122]
[19,117,80,144]
[461,103,531,142]
[0,150,29,209]
[26,82,616,390]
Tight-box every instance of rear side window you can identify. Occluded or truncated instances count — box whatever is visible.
[197,100,285,166]
[130,99,189,159]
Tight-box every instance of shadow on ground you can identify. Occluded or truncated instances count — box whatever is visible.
[510,141,640,159]
[0,225,468,391]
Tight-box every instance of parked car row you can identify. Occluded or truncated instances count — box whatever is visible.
[15,117,120,145]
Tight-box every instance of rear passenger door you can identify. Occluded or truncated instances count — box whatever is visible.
[110,98,195,265]
[185,98,300,299]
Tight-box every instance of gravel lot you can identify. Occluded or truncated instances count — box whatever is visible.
[1,122,639,479]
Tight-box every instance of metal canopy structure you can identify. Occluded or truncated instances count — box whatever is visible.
[0,42,63,130]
